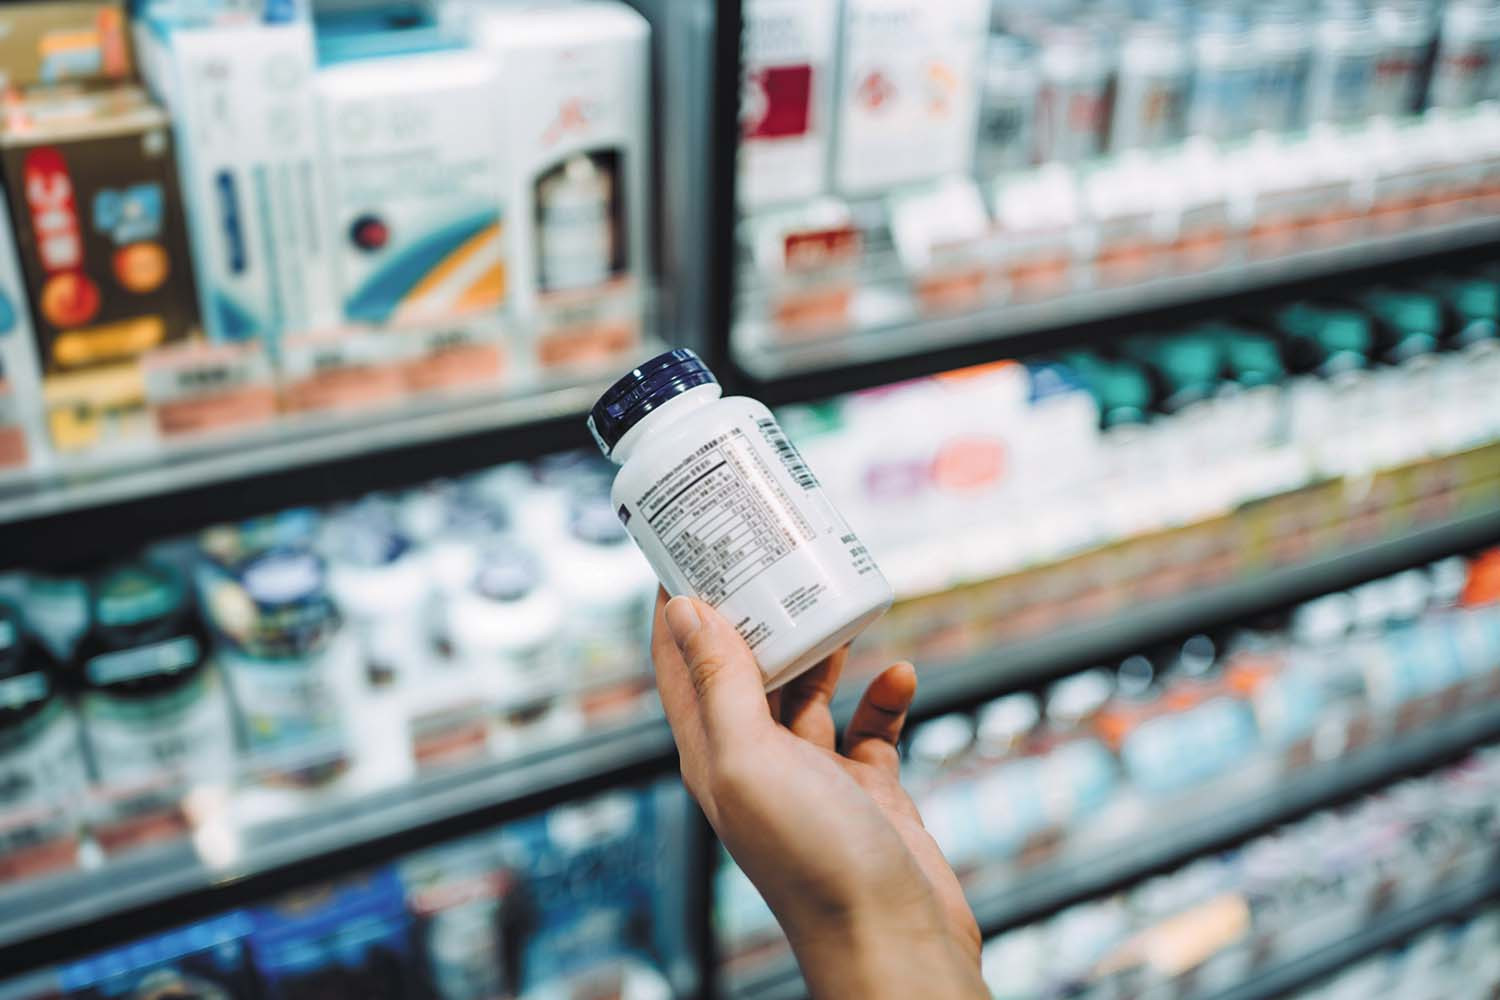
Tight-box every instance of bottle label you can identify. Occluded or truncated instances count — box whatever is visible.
[619,410,887,668]
[81,671,235,786]
[220,645,345,764]
[0,703,88,811]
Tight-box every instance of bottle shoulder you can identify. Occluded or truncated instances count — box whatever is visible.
[612,396,772,489]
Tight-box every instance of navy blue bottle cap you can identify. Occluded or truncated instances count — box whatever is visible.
[588,349,718,457]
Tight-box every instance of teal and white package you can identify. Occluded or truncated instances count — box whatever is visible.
[137,10,340,347]
[0,197,47,475]
[314,22,506,328]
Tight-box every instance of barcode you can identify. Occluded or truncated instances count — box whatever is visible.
[756,418,818,491]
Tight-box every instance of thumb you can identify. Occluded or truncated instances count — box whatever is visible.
[663,596,772,751]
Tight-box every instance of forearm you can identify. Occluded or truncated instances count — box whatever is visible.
[784,905,988,1000]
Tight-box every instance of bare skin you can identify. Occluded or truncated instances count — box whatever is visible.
[652,590,986,1000]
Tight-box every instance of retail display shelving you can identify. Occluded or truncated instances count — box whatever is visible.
[723,701,1500,1000]
[1203,867,1500,1000]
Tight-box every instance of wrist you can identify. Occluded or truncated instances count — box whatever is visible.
[783,895,984,1000]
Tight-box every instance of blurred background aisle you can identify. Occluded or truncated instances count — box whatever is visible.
[0,0,1497,997]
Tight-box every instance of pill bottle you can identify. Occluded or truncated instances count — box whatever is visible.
[0,599,89,813]
[588,349,892,690]
[69,560,236,788]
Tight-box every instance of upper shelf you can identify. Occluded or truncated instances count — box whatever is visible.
[734,217,1500,397]
[0,365,643,571]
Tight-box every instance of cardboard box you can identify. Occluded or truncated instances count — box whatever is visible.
[739,0,838,209]
[135,14,340,345]
[0,86,201,455]
[0,2,133,92]
[478,2,649,369]
[831,0,988,197]
[315,45,506,328]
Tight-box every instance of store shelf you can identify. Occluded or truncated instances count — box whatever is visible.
[733,220,1500,403]
[891,506,1500,724]
[0,373,630,572]
[721,702,1500,1000]
[967,701,1500,939]
[0,715,678,973]
[1202,866,1500,1000]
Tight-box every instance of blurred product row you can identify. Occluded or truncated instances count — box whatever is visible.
[736,0,1500,348]
[973,746,1500,1000]
[783,258,1500,671]
[0,0,653,471]
[717,548,1500,974]
[0,451,655,886]
[0,784,686,1000]
[741,0,1500,207]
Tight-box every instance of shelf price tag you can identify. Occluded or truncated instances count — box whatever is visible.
[278,327,410,414]
[142,341,277,439]
[991,165,1079,302]
[0,801,78,882]
[890,178,994,315]
[533,279,642,372]
[752,199,862,340]
[0,375,30,470]
[396,319,508,395]
[87,776,193,856]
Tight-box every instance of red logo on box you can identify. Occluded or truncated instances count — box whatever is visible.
[744,65,814,140]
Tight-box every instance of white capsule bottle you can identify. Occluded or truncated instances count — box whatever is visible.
[589,349,893,690]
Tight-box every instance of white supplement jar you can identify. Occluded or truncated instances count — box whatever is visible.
[588,349,893,690]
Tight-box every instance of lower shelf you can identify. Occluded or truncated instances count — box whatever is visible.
[722,703,1500,1000]
[1201,866,1500,1000]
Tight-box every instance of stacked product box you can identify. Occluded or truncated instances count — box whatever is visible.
[0,86,202,457]
[477,2,650,372]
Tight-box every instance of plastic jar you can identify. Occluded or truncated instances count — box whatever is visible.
[198,538,351,786]
[588,349,893,690]
[69,561,236,787]
[0,600,89,813]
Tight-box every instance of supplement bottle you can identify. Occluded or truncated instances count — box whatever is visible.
[588,349,892,690]
[70,561,236,787]
[0,599,89,813]
[198,532,351,787]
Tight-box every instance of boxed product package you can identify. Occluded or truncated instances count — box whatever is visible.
[315,23,506,328]
[0,199,48,473]
[739,0,838,210]
[0,86,201,455]
[498,790,663,991]
[134,11,340,346]
[248,869,419,1000]
[56,912,258,998]
[831,0,988,197]
[478,2,649,370]
[0,2,133,93]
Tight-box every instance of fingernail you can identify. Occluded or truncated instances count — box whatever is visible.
[664,596,702,649]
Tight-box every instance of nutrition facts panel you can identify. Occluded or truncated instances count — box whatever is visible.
[641,428,811,606]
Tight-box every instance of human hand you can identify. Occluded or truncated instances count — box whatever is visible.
[651,590,985,1000]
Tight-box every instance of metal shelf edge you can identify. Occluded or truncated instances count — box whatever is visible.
[0,716,679,970]
[732,222,1500,394]
[1201,866,1500,1000]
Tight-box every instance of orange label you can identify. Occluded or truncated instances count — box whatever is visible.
[52,314,165,368]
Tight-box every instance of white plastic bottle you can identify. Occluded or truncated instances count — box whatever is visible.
[588,349,893,690]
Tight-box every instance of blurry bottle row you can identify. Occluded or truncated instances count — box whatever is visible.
[0,0,653,473]
[0,450,656,888]
[972,746,1500,1000]
[1290,907,1500,1000]
[773,259,1500,675]
[716,549,1500,976]
[0,783,687,1000]
[735,0,1500,348]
